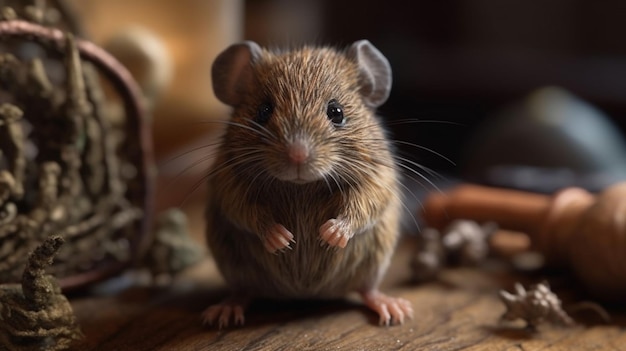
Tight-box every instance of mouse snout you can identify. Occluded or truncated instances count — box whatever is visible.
[287,139,310,165]
[274,137,326,184]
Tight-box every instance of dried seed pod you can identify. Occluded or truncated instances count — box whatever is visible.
[499,281,574,330]
[0,236,83,351]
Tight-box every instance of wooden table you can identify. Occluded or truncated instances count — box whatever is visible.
[66,193,626,351]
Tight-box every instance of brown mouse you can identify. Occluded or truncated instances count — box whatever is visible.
[203,40,412,328]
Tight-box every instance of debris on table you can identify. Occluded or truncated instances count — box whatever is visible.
[498,281,574,330]
[143,208,205,284]
[410,228,445,282]
[411,219,497,282]
[441,220,498,265]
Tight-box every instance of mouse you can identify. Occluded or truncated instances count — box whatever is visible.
[202,39,413,328]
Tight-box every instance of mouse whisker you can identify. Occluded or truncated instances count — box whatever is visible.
[394,181,421,232]
[232,120,276,140]
[191,119,276,140]
[342,157,423,231]
[325,169,345,195]
[176,171,214,207]
[342,155,389,176]
[393,154,447,183]
[249,119,277,140]
[349,121,393,136]
[243,162,274,201]
[178,152,267,207]
[391,140,456,166]
[385,118,465,128]
[158,149,226,183]
[394,160,443,195]
[394,152,450,183]
[332,163,359,190]
[395,167,438,194]
[161,152,218,193]
[157,140,225,169]
[320,170,334,193]
[198,147,263,175]
[193,149,264,187]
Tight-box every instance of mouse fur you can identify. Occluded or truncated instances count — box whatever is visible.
[203,40,411,326]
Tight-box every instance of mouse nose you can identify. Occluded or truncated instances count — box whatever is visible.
[287,140,310,164]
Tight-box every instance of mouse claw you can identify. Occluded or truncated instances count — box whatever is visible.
[202,297,249,329]
[360,290,413,327]
[263,224,295,253]
[319,218,352,248]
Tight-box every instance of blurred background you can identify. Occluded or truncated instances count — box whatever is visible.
[68,0,626,196]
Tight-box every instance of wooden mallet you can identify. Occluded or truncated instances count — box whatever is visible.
[422,182,626,302]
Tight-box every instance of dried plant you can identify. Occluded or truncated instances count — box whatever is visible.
[0,1,153,289]
[0,236,82,351]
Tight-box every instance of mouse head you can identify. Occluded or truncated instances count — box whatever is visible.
[211,40,393,185]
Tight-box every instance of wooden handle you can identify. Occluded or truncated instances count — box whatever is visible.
[422,184,552,233]
[422,183,596,266]
[423,182,626,302]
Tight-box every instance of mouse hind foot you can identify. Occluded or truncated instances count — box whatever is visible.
[202,295,250,329]
[360,290,413,326]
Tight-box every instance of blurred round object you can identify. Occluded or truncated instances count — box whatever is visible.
[105,26,173,109]
[463,86,626,192]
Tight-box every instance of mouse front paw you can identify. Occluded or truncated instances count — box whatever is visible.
[319,218,352,248]
[262,223,295,253]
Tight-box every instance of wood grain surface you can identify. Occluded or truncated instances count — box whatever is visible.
[66,197,626,351]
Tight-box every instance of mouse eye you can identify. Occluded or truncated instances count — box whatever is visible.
[255,102,273,124]
[326,99,345,127]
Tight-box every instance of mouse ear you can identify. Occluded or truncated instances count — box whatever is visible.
[212,41,262,106]
[348,40,392,108]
